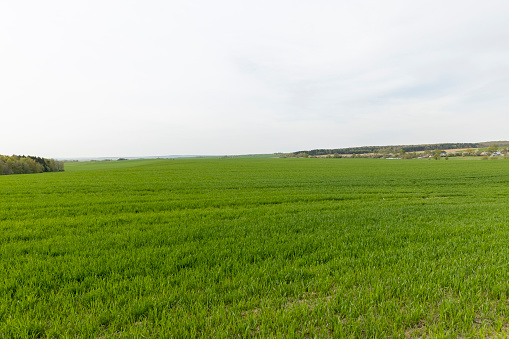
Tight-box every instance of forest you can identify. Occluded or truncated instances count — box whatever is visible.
[0,155,64,175]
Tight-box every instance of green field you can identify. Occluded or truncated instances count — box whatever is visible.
[2,158,509,337]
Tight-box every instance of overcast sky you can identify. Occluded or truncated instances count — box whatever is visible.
[1,0,508,158]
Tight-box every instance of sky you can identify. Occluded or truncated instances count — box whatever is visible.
[1,0,508,158]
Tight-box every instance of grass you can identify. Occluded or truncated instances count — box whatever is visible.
[1,158,509,337]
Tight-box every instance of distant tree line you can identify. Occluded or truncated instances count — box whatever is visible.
[0,155,64,175]
[281,142,509,159]
[283,141,509,158]
[287,143,480,157]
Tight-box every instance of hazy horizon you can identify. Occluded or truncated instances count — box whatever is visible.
[48,140,509,160]
[2,1,508,158]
